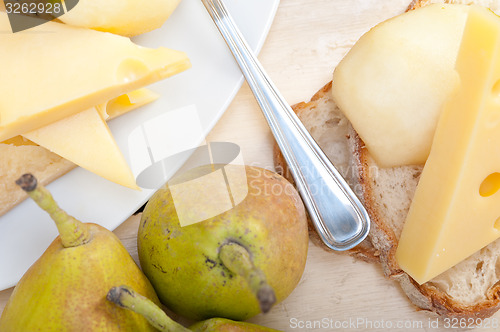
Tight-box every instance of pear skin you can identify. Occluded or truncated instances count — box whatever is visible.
[190,318,281,332]
[0,174,160,331]
[138,165,308,321]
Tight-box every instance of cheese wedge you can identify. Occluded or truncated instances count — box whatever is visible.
[0,12,190,141]
[20,89,159,189]
[100,88,159,120]
[396,6,500,284]
[2,88,159,147]
[0,89,158,215]
[2,88,158,146]
[24,108,137,189]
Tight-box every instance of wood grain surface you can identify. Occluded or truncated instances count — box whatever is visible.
[2,1,497,331]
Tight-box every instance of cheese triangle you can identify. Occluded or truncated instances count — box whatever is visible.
[0,12,190,141]
[2,88,158,146]
[20,89,159,189]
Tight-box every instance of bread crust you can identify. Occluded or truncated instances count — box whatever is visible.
[274,77,500,318]
[349,134,404,277]
[0,142,76,216]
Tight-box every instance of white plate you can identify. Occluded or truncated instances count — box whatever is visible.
[0,0,280,291]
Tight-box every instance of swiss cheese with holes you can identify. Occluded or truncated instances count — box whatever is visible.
[0,12,190,142]
[396,6,500,284]
[20,89,159,190]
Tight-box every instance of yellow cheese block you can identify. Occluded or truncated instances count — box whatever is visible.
[0,12,190,141]
[396,6,500,285]
[21,89,159,189]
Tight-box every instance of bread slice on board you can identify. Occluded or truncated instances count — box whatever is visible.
[274,0,500,319]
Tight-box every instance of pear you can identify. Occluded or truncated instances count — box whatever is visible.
[0,173,159,331]
[332,4,470,167]
[107,285,281,331]
[137,164,308,321]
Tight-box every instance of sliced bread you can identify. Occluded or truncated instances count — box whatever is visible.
[275,80,500,319]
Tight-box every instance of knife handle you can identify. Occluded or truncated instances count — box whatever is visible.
[201,0,370,250]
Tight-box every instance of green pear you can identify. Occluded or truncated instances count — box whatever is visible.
[0,174,160,331]
[107,285,281,331]
[138,164,308,321]
[189,318,280,332]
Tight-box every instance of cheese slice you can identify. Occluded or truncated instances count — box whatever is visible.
[24,108,137,189]
[20,89,159,189]
[0,12,190,141]
[396,6,500,284]
[2,88,159,147]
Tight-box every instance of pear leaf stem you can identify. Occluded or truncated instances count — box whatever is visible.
[218,242,277,313]
[107,286,190,332]
[16,173,90,248]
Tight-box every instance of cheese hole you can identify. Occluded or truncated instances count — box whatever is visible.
[495,217,500,231]
[479,173,500,197]
[104,94,131,118]
[116,59,149,84]
[493,80,500,102]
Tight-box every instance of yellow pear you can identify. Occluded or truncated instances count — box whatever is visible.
[332,4,470,167]
[0,174,160,331]
[138,165,309,321]
[107,285,281,331]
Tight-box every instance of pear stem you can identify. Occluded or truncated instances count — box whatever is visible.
[107,286,190,332]
[218,242,276,313]
[16,173,90,248]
